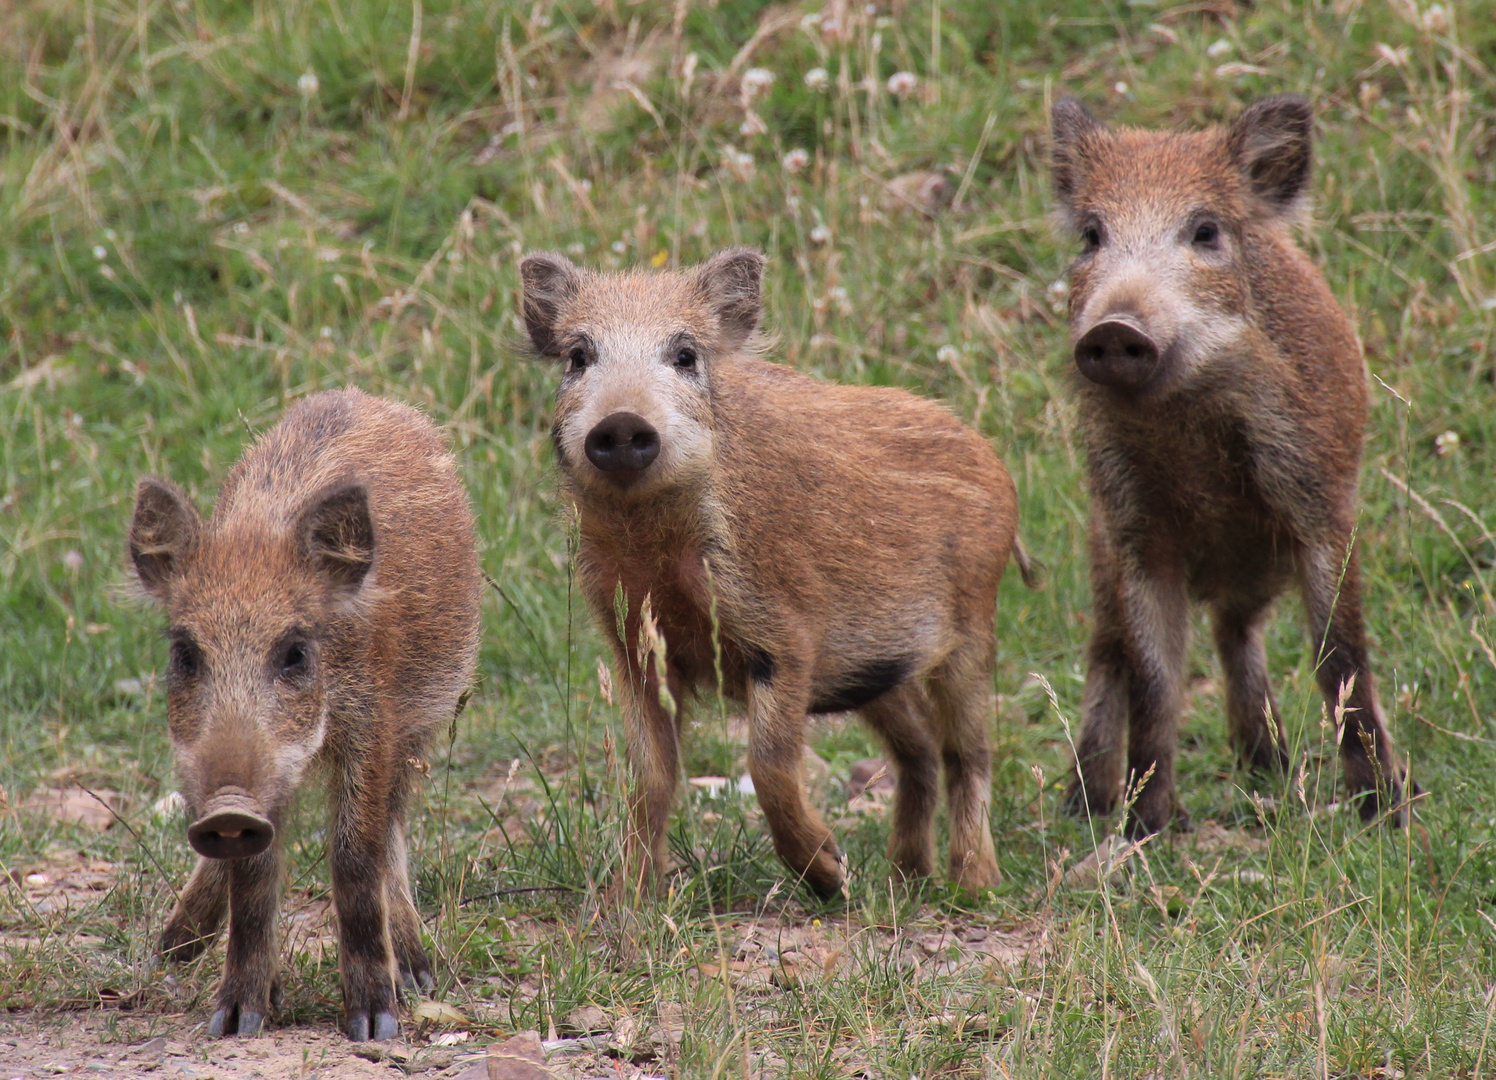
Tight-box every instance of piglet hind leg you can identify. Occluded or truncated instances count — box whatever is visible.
[386,821,433,992]
[161,856,231,963]
[858,685,939,884]
[748,668,844,901]
[207,846,284,1037]
[1299,542,1410,824]
[928,644,1001,892]
[1210,596,1292,778]
[330,782,402,1042]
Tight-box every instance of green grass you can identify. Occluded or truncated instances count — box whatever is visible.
[3,0,1496,1075]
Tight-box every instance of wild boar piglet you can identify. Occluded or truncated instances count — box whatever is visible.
[127,388,481,1041]
[1050,94,1412,835]
[520,248,1027,899]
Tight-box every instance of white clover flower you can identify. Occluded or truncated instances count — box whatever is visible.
[1374,43,1410,68]
[1206,38,1233,58]
[739,110,768,137]
[809,224,832,244]
[612,240,628,254]
[721,146,756,181]
[92,245,107,260]
[886,71,917,98]
[1113,81,1129,96]
[936,344,961,364]
[741,67,776,99]
[781,148,810,173]
[1422,4,1449,32]
[297,71,320,96]
[319,326,333,339]
[804,67,830,91]
[1435,430,1460,456]
[1048,279,1069,299]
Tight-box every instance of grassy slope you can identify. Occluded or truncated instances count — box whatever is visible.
[2,0,1495,1075]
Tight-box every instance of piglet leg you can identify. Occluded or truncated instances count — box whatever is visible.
[208,846,283,1037]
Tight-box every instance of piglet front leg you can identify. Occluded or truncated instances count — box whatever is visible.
[331,788,401,1042]
[208,847,283,1037]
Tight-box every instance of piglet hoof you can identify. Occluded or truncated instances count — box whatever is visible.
[346,1010,401,1042]
[1351,776,1417,828]
[799,850,847,903]
[1241,742,1291,777]
[1124,803,1187,841]
[1062,779,1117,822]
[374,1010,400,1042]
[395,943,434,994]
[160,922,214,964]
[951,858,1001,894]
[399,967,434,993]
[208,1007,264,1037]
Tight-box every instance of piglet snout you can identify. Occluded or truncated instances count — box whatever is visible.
[188,789,274,859]
[1074,316,1161,390]
[585,412,660,476]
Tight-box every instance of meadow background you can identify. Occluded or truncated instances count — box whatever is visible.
[2,0,1495,1076]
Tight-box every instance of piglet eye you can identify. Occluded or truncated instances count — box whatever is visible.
[675,347,698,370]
[277,639,310,680]
[1193,221,1220,247]
[567,347,588,371]
[170,637,201,678]
[1080,224,1102,252]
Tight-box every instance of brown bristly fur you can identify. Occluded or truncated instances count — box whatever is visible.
[126,388,481,1041]
[520,248,1023,899]
[1050,94,1412,836]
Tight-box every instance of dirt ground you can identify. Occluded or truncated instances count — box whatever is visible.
[0,1013,657,1080]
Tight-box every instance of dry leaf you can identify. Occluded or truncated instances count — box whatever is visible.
[412,1000,467,1025]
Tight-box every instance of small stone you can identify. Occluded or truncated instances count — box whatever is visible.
[453,1032,554,1080]
[1064,835,1137,890]
[133,1037,167,1059]
[846,758,896,800]
[564,1006,610,1035]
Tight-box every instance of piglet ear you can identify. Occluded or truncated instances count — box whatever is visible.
[128,478,201,603]
[1228,95,1314,213]
[694,247,765,344]
[519,252,584,357]
[1050,95,1105,209]
[297,483,375,596]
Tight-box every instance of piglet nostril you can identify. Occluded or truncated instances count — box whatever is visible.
[187,790,274,860]
[584,412,661,476]
[1074,317,1161,390]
